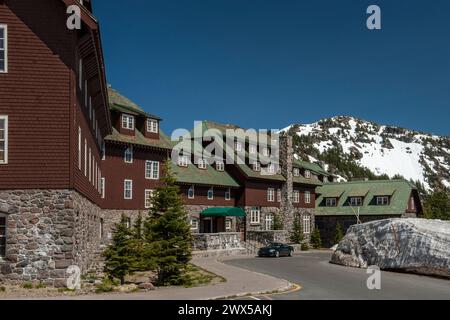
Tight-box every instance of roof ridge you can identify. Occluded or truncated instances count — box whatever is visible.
[324,179,410,185]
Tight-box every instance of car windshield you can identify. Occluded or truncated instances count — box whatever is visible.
[270,243,283,247]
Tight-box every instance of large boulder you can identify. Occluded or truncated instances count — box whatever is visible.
[331,218,450,278]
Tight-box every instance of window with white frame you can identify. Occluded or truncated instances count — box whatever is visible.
[216,161,224,171]
[253,161,261,172]
[0,116,8,164]
[293,190,300,203]
[101,141,106,160]
[78,127,81,170]
[305,170,311,179]
[198,158,207,169]
[88,148,92,182]
[124,180,133,199]
[145,189,154,209]
[145,161,159,180]
[410,196,415,210]
[267,163,276,174]
[178,155,189,167]
[267,188,275,202]
[207,187,214,200]
[225,188,231,201]
[78,58,83,89]
[0,214,6,258]
[293,168,300,177]
[225,219,232,231]
[249,145,257,154]
[250,207,261,224]
[0,25,8,73]
[188,185,195,199]
[84,139,87,176]
[326,198,337,207]
[277,189,281,203]
[122,114,135,130]
[190,218,199,230]
[147,119,158,133]
[376,196,389,206]
[124,146,133,163]
[305,191,311,204]
[303,216,311,234]
[262,147,269,157]
[85,82,89,110]
[235,141,243,152]
[265,213,274,231]
[349,197,362,206]
[101,177,105,199]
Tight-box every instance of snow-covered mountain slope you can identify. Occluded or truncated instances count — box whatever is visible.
[283,116,449,192]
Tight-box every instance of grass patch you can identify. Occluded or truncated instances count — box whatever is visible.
[181,264,226,288]
[22,282,33,290]
[95,278,119,294]
[0,286,5,292]
[57,287,76,293]
[35,281,46,289]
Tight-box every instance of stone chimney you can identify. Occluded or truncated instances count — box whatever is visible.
[280,135,294,233]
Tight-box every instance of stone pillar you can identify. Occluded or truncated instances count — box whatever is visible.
[280,135,294,233]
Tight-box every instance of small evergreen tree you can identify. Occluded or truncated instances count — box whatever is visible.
[310,227,322,249]
[424,188,449,220]
[289,215,304,244]
[103,214,136,285]
[273,213,284,230]
[334,222,345,244]
[129,214,146,272]
[143,161,192,285]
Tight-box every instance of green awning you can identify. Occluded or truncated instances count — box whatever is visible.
[201,207,246,217]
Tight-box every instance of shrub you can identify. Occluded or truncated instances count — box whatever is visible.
[334,223,345,244]
[310,228,322,249]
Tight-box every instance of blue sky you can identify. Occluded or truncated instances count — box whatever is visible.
[93,0,450,136]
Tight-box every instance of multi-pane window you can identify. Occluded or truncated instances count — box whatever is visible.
[0,25,8,73]
[84,139,87,176]
[267,188,275,202]
[188,185,195,199]
[235,141,243,152]
[101,141,106,160]
[326,198,337,207]
[216,161,224,171]
[265,213,274,231]
[225,188,231,201]
[250,207,261,224]
[249,145,257,154]
[190,218,199,230]
[293,190,300,203]
[88,148,92,182]
[267,164,276,174]
[122,114,135,130]
[124,180,133,199]
[305,191,311,204]
[303,216,311,234]
[207,187,214,200]
[293,168,300,177]
[0,116,8,164]
[145,189,154,209]
[0,214,6,258]
[145,161,159,180]
[226,219,232,231]
[147,119,158,133]
[124,147,133,163]
[305,170,311,179]
[253,161,261,172]
[277,189,281,203]
[178,155,189,167]
[78,127,82,170]
[262,147,269,157]
[101,177,105,199]
[198,159,207,169]
[376,196,389,206]
[350,197,362,206]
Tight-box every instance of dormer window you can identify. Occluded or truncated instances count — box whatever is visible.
[147,119,159,134]
[326,198,337,207]
[267,163,277,174]
[253,161,261,172]
[249,145,257,154]
[198,159,207,169]
[216,161,225,171]
[235,141,243,152]
[376,196,389,206]
[293,168,300,177]
[178,155,189,167]
[122,114,135,130]
[349,197,363,206]
[0,25,8,73]
[262,147,270,157]
[305,170,311,179]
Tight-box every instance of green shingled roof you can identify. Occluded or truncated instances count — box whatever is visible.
[172,162,240,188]
[316,180,416,216]
[108,86,161,120]
[237,164,286,182]
[293,159,329,176]
[105,128,173,150]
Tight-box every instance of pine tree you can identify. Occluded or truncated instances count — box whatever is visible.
[273,214,284,231]
[129,214,146,272]
[424,188,449,220]
[289,215,304,244]
[310,227,322,249]
[334,222,345,244]
[103,214,136,285]
[143,161,192,286]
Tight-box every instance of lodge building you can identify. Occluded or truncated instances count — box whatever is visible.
[0,0,423,285]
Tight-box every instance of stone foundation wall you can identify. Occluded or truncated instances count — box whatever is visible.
[246,230,288,244]
[100,209,148,243]
[192,232,242,251]
[0,190,103,287]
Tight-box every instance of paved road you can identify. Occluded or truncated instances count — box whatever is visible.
[224,251,450,300]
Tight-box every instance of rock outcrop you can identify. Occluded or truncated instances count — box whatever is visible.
[331,218,450,278]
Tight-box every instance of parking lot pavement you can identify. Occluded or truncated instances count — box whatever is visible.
[224,251,450,300]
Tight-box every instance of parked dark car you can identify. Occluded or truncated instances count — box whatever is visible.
[258,243,294,258]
